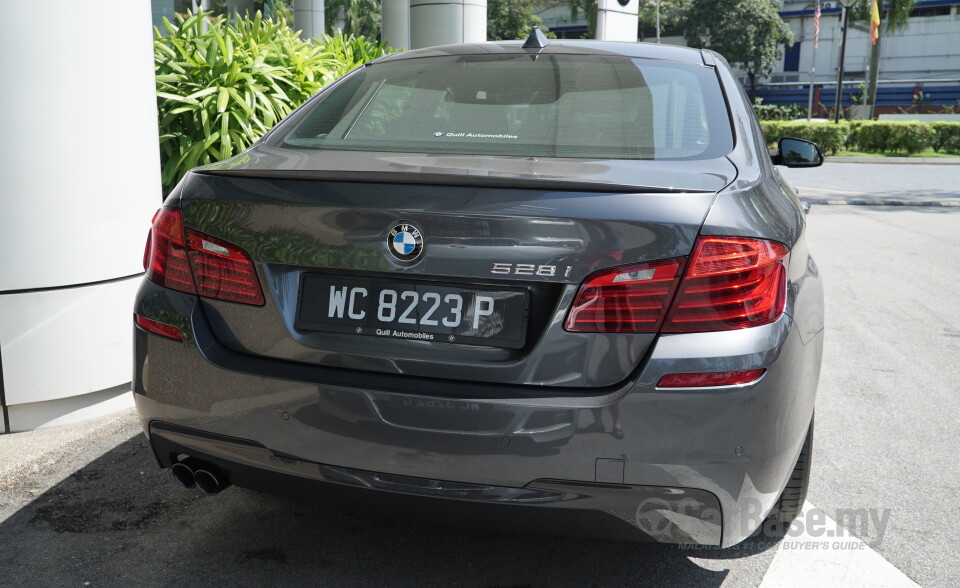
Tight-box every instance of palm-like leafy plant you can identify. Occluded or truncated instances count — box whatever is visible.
[315,32,394,81]
[155,10,398,195]
[155,11,333,194]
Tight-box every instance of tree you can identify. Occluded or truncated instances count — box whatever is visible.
[325,0,381,39]
[566,0,597,38]
[637,0,689,38]
[850,0,915,117]
[680,0,793,100]
[488,0,546,40]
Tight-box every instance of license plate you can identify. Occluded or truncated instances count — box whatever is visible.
[296,275,529,348]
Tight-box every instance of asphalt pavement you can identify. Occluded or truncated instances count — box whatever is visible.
[0,163,958,587]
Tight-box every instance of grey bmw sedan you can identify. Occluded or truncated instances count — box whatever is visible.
[134,34,824,548]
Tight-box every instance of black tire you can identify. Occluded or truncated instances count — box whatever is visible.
[768,415,814,525]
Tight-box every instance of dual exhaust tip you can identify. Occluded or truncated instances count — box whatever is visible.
[171,457,231,495]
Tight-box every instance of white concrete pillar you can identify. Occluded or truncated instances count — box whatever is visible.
[0,0,160,432]
[409,0,487,49]
[596,0,639,42]
[294,0,326,40]
[382,0,411,50]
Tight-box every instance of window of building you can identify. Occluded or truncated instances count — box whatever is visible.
[909,5,952,17]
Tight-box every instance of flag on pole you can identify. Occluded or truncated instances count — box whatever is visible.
[813,1,821,49]
[871,0,881,45]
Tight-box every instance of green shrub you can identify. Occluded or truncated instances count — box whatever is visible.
[760,121,850,155]
[931,122,960,154]
[848,121,894,152]
[154,12,397,195]
[849,121,935,154]
[759,121,788,146]
[760,120,960,155]
[806,123,850,155]
[314,32,395,82]
[753,99,807,122]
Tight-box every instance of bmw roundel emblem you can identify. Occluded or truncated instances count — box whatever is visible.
[387,222,424,262]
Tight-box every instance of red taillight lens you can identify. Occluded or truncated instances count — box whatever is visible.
[143,208,264,306]
[564,236,788,334]
[564,259,685,333]
[661,236,788,333]
[657,369,766,388]
[185,231,265,306]
[135,314,184,341]
[144,208,197,295]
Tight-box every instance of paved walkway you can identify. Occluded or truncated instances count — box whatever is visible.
[826,156,960,165]
[780,161,960,206]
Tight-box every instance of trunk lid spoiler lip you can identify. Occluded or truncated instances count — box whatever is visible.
[193,168,715,194]
[193,147,736,194]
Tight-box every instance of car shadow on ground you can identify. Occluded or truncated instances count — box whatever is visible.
[0,435,788,586]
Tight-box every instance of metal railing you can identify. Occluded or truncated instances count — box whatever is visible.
[757,78,960,87]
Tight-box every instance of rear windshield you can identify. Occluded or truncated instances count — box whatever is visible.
[271,53,733,160]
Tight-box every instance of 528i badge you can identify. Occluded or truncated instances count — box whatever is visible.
[491,263,573,278]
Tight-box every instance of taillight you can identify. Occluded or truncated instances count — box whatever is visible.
[564,259,685,333]
[564,236,788,334]
[661,236,788,333]
[143,208,264,306]
[185,230,265,305]
[144,208,197,295]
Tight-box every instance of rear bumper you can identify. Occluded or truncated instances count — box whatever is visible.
[149,421,724,544]
[134,279,822,547]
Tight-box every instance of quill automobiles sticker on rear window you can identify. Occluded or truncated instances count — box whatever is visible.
[433,131,519,140]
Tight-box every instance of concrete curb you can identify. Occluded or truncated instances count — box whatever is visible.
[808,199,960,206]
[825,156,960,165]
[0,409,138,489]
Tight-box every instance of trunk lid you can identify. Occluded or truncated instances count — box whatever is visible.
[179,150,734,389]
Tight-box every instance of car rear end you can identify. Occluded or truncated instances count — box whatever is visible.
[133,43,823,547]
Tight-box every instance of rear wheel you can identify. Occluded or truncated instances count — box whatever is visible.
[768,416,814,525]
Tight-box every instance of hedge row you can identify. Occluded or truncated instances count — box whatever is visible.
[760,121,960,155]
[932,122,960,154]
[760,121,849,154]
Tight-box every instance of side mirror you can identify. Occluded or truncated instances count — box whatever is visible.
[773,137,824,168]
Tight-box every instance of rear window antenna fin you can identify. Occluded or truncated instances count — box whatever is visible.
[522,26,550,50]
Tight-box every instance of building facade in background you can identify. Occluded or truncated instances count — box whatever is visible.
[776,1,959,84]
[538,0,960,111]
